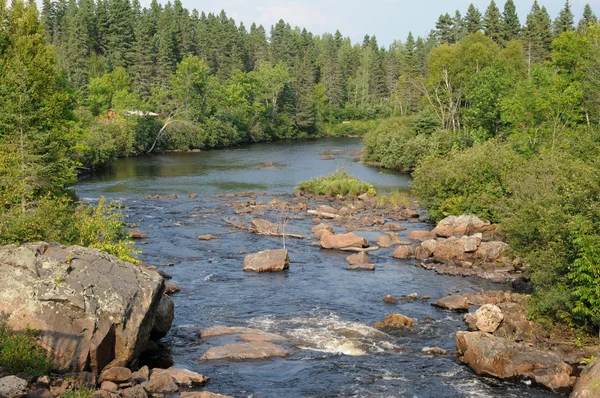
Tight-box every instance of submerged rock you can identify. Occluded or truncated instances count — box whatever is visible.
[456,331,574,392]
[243,249,290,272]
[0,243,165,373]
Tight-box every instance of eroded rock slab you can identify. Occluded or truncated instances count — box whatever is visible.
[456,331,574,392]
[243,249,289,272]
[200,342,288,361]
[433,295,469,311]
[320,233,369,250]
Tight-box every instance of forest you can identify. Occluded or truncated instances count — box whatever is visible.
[2,0,600,334]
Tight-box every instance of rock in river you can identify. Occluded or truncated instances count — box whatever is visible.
[0,243,166,374]
[456,331,574,392]
[374,314,415,329]
[433,294,470,311]
[243,249,289,272]
[200,342,288,361]
[571,356,600,398]
[320,232,369,250]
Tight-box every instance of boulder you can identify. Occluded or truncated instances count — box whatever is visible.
[152,368,209,387]
[0,376,28,398]
[314,229,333,240]
[0,243,165,374]
[475,241,509,261]
[151,295,174,339]
[375,233,403,248]
[433,295,469,311]
[383,295,398,304]
[243,249,289,273]
[346,252,370,266]
[250,219,280,235]
[164,282,180,295]
[472,304,504,333]
[120,386,147,398]
[200,342,288,361]
[432,215,490,238]
[407,230,436,241]
[311,224,334,235]
[571,356,600,398]
[198,235,219,241]
[374,314,415,329]
[100,381,118,393]
[320,233,369,250]
[140,372,178,394]
[456,331,574,392]
[414,247,432,260]
[98,367,131,384]
[391,246,414,259]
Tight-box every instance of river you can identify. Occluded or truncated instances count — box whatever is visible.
[76,138,560,398]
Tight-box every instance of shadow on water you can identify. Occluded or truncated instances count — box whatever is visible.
[76,138,563,398]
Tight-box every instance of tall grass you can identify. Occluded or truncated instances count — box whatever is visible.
[296,168,376,197]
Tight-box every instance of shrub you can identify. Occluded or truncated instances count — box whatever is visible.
[374,190,411,208]
[412,140,522,222]
[60,388,95,398]
[296,168,376,197]
[0,316,53,377]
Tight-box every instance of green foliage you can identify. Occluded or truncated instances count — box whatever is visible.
[324,120,381,137]
[0,318,53,377]
[60,388,95,398]
[296,168,376,197]
[374,190,411,208]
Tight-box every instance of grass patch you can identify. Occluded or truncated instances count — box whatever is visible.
[374,190,411,208]
[60,387,96,398]
[0,316,53,377]
[296,168,376,197]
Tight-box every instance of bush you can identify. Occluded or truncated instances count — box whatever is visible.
[412,140,522,222]
[60,388,95,398]
[0,317,53,377]
[324,119,381,137]
[296,168,376,197]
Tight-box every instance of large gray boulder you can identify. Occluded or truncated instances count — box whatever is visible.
[0,243,166,374]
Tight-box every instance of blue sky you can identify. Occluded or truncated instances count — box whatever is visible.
[172,0,600,46]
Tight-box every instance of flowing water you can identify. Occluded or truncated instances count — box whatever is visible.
[76,138,559,398]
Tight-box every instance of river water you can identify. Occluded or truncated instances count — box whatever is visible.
[76,139,559,398]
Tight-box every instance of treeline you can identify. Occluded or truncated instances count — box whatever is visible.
[40,0,440,169]
[363,2,600,333]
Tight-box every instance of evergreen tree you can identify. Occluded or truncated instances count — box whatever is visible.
[502,0,521,41]
[106,0,134,68]
[554,0,575,36]
[129,7,157,99]
[465,4,483,34]
[452,10,465,43]
[523,1,553,68]
[248,23,268,70]
[484,1,503,44]
[435,13,454,44]
[578,4,598,32]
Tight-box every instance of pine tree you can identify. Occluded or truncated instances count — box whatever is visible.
[523,1,553,70]
[452,10,465,43]
[465,4,483,34]
[435,13,454,44]
[248,23,268,70]
[129,7,157,99]
[502,0,520,41]
[106,0,135,68]
[319,33,344,107]
[484,1,503,44]
[40,0,55,41]
[578,4,598,32]
[554,0,575,36]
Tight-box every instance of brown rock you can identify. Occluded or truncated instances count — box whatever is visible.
[456,331,574,392]
[200,326,286,342]
[141,372,178,394]
[250,219,280,235]
[152,368,209,387]
[407,230,436,241]
[100,381,118,393]
[198,235,220,241]
[374,314,415,329]
[313,222,332,234]
[130,366,149,384]
[320,233,369,250]
[99,367,132,384]
[432,215,490,238]
[433,295,470,311]
[346,252,370,266]
[346,263,375,270]
[164,282,180,295]
[414,247,432,260]
[422,347,447,355]
[0,243,165,374]
[130,230,149,239]
[403,208,420,218]
[200,342,288,361]
[475,241,510,261]
[375,233,403,248]
[314,229,333,240]
[243,249,290,273]
[383,295,398,304]
[189,194,199,199]
[391,245,414,259]
[571,356,600,398]
[121,385,147,398]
